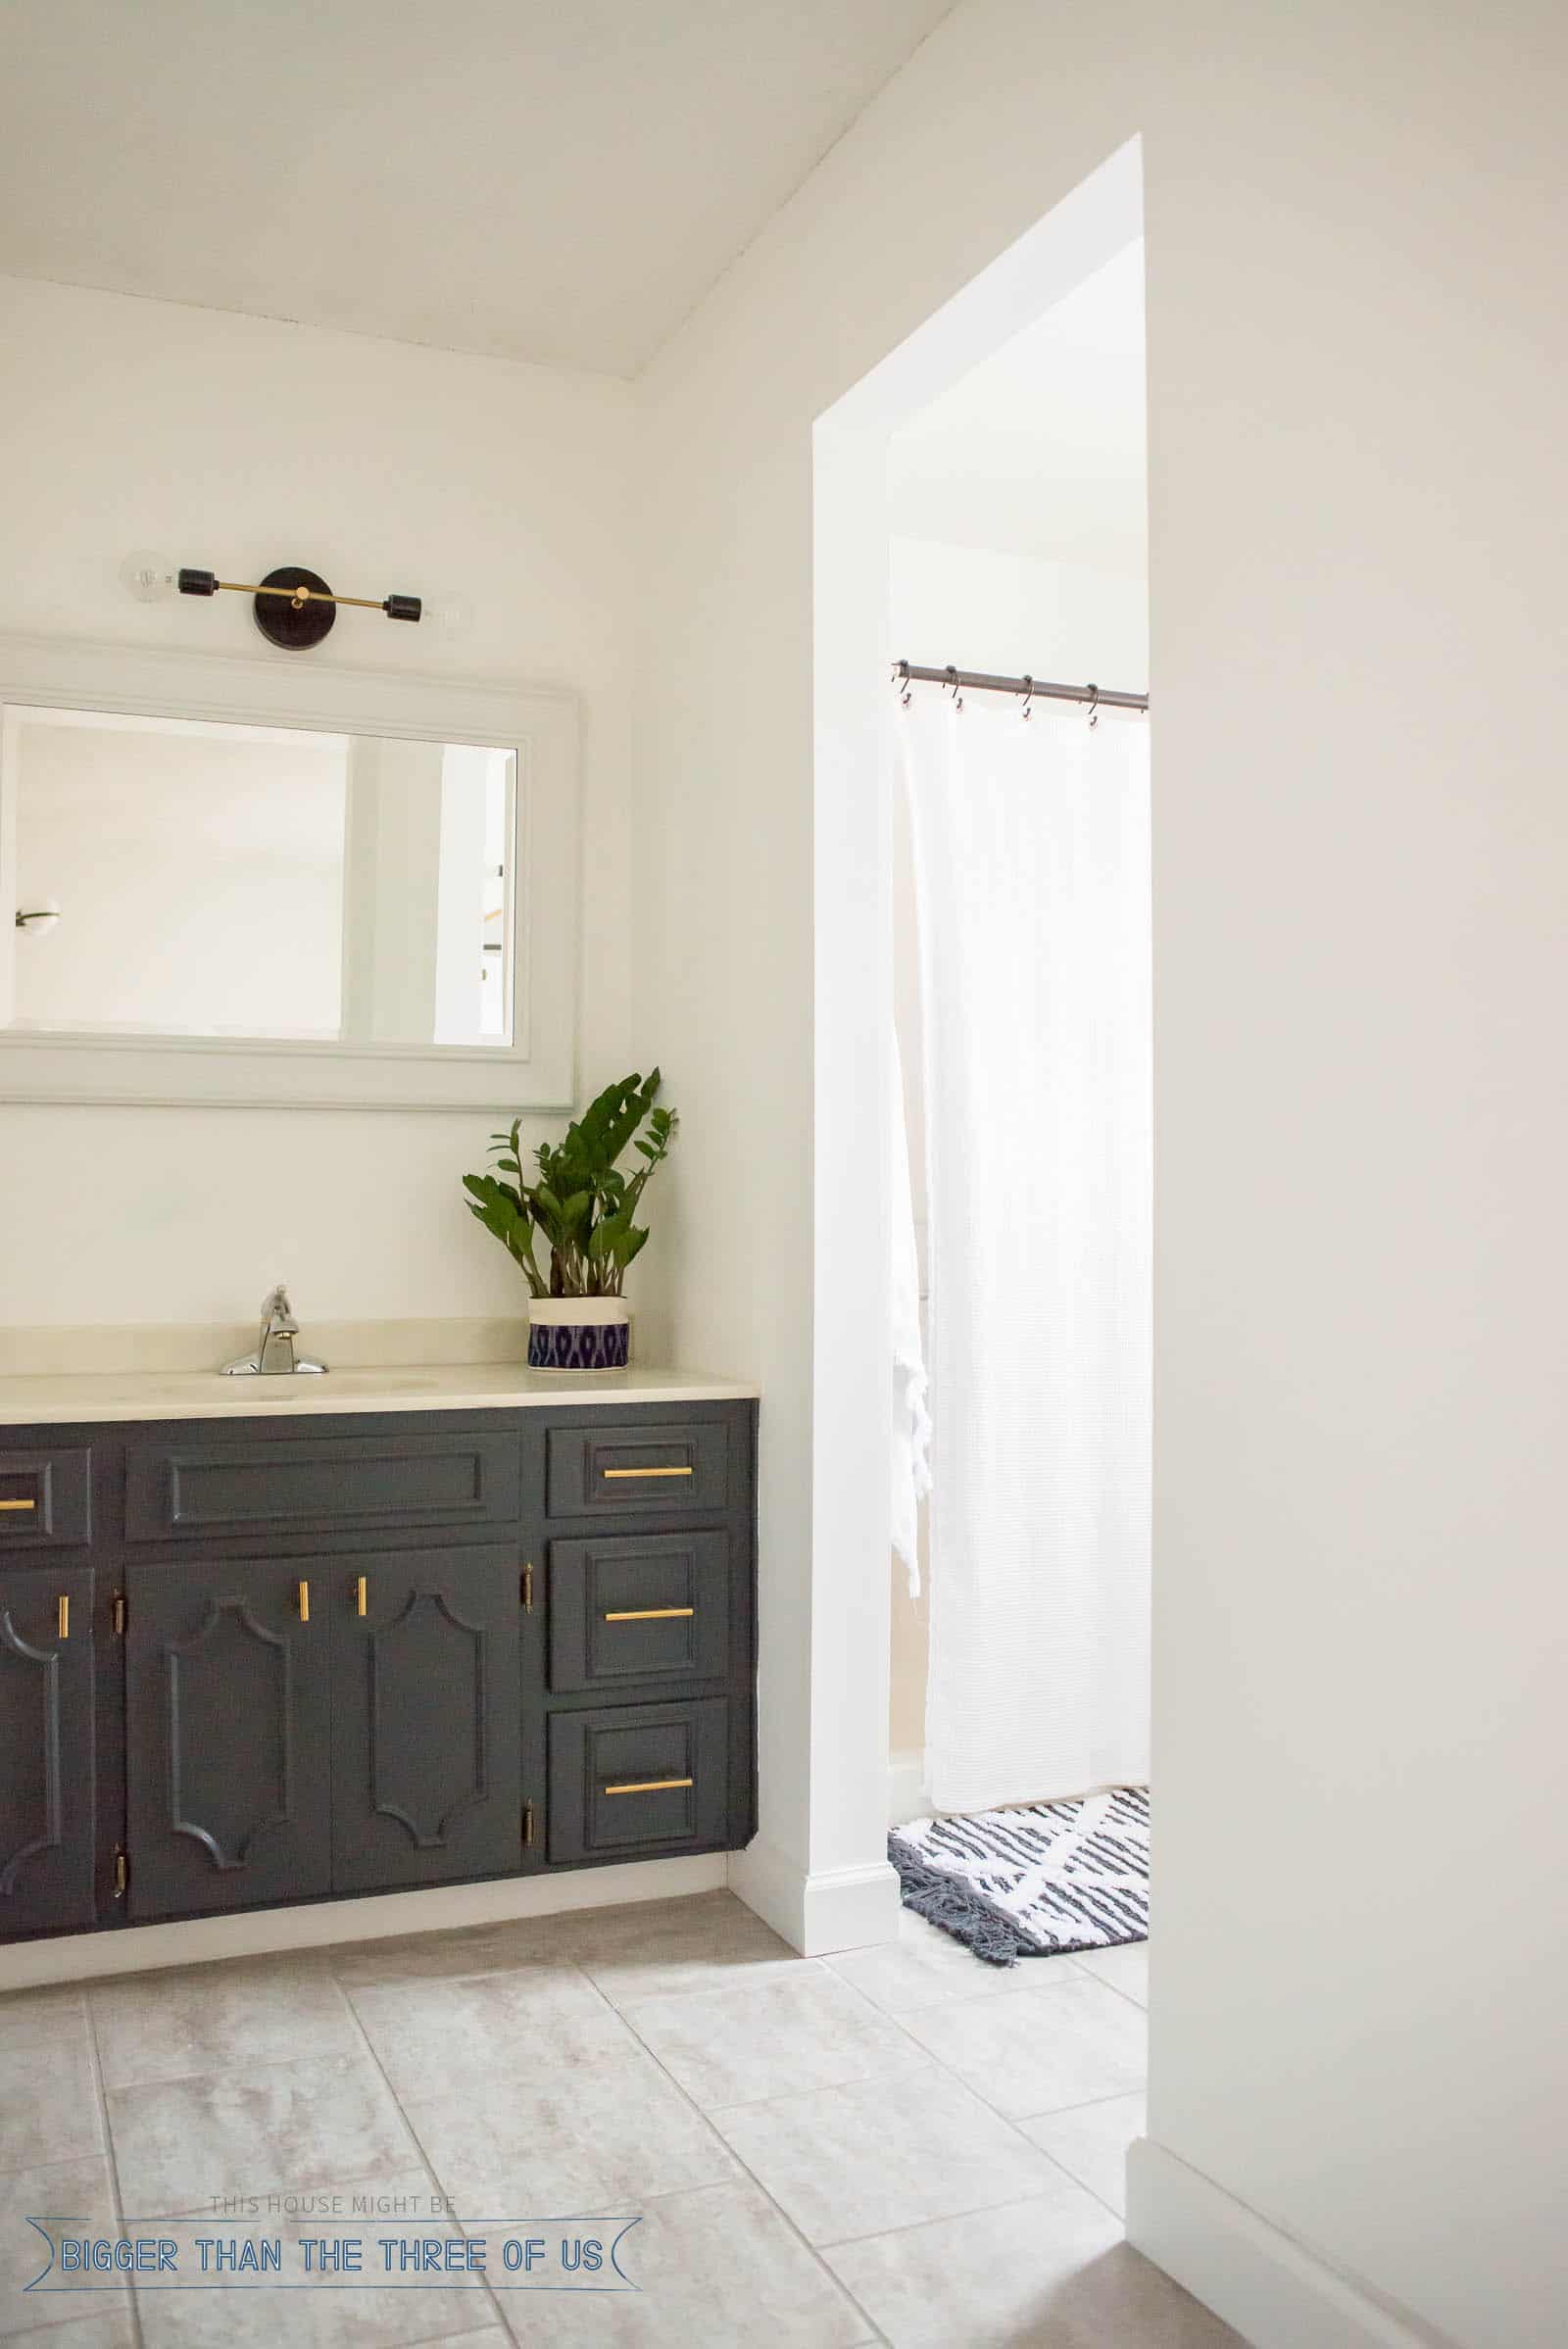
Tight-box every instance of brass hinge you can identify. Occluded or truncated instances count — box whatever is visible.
[521,1563,534,1613]
[112,1592,126,1638]
[521,1800,535,1848]
[113,1846,128,1899]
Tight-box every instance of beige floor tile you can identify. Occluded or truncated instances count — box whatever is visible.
[401,2022,738,2223]
[492,2180,872,2347]
[90,1955,354,2091]
[898,1969,1146,2120]
[622,1965,928,2110]
[327,1918,577,1988]
[548,1892,803,2006]
[1020,2091,1145,2217]
[1070,1939,1149,2006]
[0,1984,88,2048]
[130,2178,488,2349]
[0,2021,104,2177]
[107,2051,416,2218]
[0,2312,137,2349]
[824,2190,1243,2348]
[827,1911,1050,2016]
[0,2155,124,2336]
[710,2066,1059,2247]
[348,1965,617,2105]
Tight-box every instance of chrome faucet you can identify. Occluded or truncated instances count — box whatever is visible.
[221,1286,328,1377]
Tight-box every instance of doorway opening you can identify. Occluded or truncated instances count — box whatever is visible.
[808,136,1150,1970]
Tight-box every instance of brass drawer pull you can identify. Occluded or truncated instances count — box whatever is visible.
[604,1776,694,1795]
[604,1606,696,1621]
[57,1594,70,1639]
[297,1580,310,1623]
[355,1575,368,1618]
[0,1497,37,1513]
[602,1465,693,1480]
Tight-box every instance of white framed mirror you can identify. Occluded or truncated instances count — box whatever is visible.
[0,635,578,1109]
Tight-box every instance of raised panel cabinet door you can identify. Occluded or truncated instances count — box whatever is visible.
[0,1567,96,1937]
[329,1546,522,1894]
[124,1559,331,1921]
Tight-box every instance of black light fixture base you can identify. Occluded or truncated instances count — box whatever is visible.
[255,565,336,650]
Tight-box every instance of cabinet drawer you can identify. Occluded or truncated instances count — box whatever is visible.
[548,1698,729,1863]
[0,1449,91,1551]
[548,1532,730,1692]
[126,1431,520,1541]
[546,1422,729,1518]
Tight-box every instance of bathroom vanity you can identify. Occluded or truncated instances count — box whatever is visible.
[0,1371,757,1946]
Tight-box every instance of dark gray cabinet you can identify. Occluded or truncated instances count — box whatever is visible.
[125,1556,332,1920]
[331,1546,521,1894]
[0,1564,97,1935]
[0,1397,756,1945]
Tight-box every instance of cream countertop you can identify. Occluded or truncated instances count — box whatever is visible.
[0,1363,758,1429]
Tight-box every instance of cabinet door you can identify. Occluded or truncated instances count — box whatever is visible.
[0,1567,96,1936]
[330,1547,521,1894]
[125,1559,330,1921]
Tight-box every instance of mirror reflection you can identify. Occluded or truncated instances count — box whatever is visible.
[2,707,516,1049]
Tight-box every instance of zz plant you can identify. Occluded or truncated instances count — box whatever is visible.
[463,1070,678,1299]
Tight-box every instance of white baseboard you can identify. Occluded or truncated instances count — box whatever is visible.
[728,1838,902,1955]
[1126,2138,1445,2349]
[888,1747,929,1825]
[0,1854,728,1990]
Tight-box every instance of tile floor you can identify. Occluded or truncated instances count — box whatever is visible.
[0,1892,1241,2347]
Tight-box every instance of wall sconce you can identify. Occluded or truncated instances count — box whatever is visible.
[121,553,470,651]
[14,900,61,934]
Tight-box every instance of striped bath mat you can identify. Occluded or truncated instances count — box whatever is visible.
[889,1785,1149,1967]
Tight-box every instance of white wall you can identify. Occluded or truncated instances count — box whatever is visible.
[0,274,638,1327]
[635,4,1568,2343]
[12,718,347,1038]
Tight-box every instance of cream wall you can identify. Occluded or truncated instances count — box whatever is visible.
[635,4,1568,2343]
[0,274,639,1327]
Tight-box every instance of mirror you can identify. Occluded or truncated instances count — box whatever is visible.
[1,706,517,1049]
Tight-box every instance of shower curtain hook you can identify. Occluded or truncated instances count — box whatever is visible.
[944,663,963,711]
[892,660,912,707]
[1086,682,1100,729]
[1019,673,1034,721]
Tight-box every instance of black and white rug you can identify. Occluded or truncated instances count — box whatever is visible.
[889,1785,1149,1967]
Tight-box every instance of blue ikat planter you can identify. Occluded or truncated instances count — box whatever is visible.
[527,1306,630,1371]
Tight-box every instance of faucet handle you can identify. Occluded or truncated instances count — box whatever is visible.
[262,1285,298,1333]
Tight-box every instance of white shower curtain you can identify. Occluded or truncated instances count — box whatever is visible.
[900,688,1151,1814]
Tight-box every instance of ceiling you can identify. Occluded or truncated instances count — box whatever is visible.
[0,0,954,378]
[889,242,1148,573]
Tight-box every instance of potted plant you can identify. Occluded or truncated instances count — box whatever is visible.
[462,1070,678,1369]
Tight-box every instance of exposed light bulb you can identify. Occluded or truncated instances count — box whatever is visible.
[119,549,179,604]
[421,589,474,643]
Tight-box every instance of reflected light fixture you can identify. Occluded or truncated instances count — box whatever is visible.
[120,553,471,651]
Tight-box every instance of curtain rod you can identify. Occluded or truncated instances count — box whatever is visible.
[894,661,1149,712]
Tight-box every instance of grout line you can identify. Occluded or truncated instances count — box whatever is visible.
[580,1962,895,2348]
[812,2179,1074,2258]
[81,1985,146,2349]
[328,1969,514,2343]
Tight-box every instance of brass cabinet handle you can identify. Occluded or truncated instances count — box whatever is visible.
[604,1777,694,1795]
[57,1593,70,1639]
[297,1580,310,1623]
[602,1465,693,1480]
[0,1496,37,1512]
[604,1606,695,1621]
[355,1575,368,1618]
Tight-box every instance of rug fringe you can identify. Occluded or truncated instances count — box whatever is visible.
[886,1842,1045,1967]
